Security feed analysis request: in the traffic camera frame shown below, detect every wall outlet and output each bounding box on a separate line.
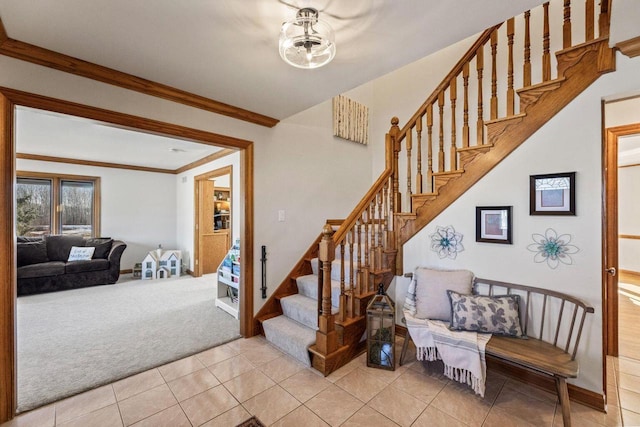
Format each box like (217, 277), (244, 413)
(278, 210), (285, 222)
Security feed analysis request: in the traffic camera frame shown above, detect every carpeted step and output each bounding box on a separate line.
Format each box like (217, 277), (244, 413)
(280, 293), (339, 330)
(262, 315), (316, 367)
(310, 258), (356, 283)
(296, 274), (341, 308)
(280, 294), (319, 329)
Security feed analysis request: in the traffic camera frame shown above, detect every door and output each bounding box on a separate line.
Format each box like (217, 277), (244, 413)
(604, 126), (620, 356)
(194, 165), (233, 277)
(197, 180), (228, 274)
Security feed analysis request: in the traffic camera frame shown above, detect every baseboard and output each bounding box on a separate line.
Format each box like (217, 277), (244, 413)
(394, 327), (605, 411)
(486, 359), (605, 411)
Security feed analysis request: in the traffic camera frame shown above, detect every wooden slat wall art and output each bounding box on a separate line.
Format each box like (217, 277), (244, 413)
(333, 95), (369, 145)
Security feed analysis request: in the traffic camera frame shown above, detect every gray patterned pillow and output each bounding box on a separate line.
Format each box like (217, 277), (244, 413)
(447, 290), (525, 338)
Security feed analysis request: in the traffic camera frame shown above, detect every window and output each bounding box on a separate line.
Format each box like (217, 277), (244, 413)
(16, 172), (100, 238)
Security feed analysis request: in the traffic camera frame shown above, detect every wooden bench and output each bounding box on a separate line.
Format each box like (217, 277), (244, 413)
(399, 277), (594, 427)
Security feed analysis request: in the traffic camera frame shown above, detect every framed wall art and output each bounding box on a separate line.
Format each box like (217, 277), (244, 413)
(530, 172), (576, 215)
(475, 206), (512, 244)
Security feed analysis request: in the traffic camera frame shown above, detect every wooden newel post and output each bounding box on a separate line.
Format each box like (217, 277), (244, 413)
(316, 224), (338, 355)
(389, 117), (401, 214)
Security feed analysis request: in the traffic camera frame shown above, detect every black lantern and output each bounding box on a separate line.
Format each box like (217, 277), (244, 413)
(366, 283), (396, 370)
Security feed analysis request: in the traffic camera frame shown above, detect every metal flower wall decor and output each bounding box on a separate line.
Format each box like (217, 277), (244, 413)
(430, 225), (464, 259)
(527, 228), (579, 269)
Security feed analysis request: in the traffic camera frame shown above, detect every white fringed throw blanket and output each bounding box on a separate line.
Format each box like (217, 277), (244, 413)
(404, 275), (490, 397)
(405, 316), (490, 396)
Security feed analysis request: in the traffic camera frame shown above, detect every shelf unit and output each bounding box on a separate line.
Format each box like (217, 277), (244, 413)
(216, 240), (240, 319)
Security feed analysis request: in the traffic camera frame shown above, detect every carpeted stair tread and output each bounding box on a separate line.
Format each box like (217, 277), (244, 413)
(280, 293), (338, 330)
(295, 274), (340, 308)
(262, 315), (316, 367)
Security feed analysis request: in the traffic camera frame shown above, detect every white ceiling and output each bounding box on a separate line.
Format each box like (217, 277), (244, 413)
(0, 0), (547, 121)
(15, 107), (223, 171)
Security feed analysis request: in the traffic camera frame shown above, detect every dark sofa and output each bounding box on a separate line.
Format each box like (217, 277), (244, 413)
(17, 235), (127, 296)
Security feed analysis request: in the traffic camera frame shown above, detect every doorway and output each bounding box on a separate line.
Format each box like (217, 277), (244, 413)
(0, 87), (255, 420)
(604, 121), (640, 360)
(194, 166), (234, 277)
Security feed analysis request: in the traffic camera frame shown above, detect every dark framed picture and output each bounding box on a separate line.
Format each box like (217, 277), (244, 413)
(529, 172), (576, 215)
(475, 206), (512, 244)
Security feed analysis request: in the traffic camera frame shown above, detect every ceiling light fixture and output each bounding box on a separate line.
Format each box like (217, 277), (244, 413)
(279, 7), (336, 69)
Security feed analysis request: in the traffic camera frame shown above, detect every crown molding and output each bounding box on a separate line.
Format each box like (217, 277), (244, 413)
(0, 18), (279, 128)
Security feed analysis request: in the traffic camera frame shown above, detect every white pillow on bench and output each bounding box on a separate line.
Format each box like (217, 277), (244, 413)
(414, 267), (474, 321)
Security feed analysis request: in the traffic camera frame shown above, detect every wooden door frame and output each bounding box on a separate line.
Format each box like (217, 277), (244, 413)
(603, 122), (640, 359)
(194, 165), (233, 277)
(0, 87), (255, 422)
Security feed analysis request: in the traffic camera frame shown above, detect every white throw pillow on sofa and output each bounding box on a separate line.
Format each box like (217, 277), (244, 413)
(414, 267), (474, 321)
(68, 246), (95, 262)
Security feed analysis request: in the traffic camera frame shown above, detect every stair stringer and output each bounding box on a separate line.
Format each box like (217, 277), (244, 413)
(396, 38), (615, 246)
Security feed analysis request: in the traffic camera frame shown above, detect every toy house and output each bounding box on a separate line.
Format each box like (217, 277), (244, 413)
(141, 249), (182, 280)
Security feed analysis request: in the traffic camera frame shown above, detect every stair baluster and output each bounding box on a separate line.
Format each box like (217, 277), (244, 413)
(585, 0), (594, 41)
(415, 116), (423, 193)
(524, 11), (532, 86)
(507, 18), (515, 116)
(476, 46), (485, 145)
(490, 29), (498, 120)
(450, 77), (458, 171)
(563, 0), (572, 49)
(543, 2), (551, 82)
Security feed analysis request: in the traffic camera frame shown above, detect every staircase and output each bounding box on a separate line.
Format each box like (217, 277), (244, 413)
(255, 0), (615, 376)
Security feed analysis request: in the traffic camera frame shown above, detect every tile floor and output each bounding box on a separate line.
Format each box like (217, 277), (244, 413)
(2, 335), (637, 427)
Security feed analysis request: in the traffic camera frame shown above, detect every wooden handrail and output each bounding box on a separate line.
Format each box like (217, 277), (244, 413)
(396, 25), (502, 141)
(332, 167), (392, 244)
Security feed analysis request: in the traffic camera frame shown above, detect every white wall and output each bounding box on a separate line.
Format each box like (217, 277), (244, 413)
(366, 50), (640, 395)
(175, 151), (241, 271)
(0, 54), (373, 315)
(16, 159), (177, 270)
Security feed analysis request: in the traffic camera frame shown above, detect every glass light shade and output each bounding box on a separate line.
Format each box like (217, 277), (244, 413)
(279, 8), (336, 69)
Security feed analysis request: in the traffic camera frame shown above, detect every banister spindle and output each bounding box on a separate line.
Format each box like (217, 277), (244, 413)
(490, 29), (498, 120)
(563, 0), (572, 49)
(356, 219), (362, 294)
(476, 47), (485, 146)
(449, 77), (458, 171)
(599, 0), (610, 38)
(438, 91), (445, 171)
(542, 2), (551, 82)
(585, 0), (594, 41)
(376, 193), (384, 270)
(462, 63), (470, 148)
(406, 130), (413, 207)
(507, 18), (515, 116)
(524, 11), (532, 87)
(339, 239), (346, 321)
(389, 117), (401, 214)
(426, 103), (434, 192)
(348, 228), (355, 318)
(415, 116), (423, 194)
